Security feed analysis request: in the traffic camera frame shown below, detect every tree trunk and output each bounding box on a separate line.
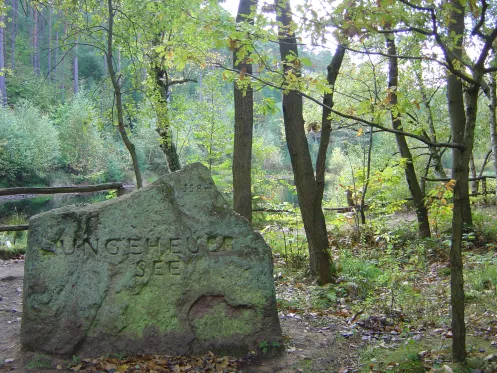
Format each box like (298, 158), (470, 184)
(47, 6), (52, 80)
(416, 66), (447, 179)
(386, 32), (430, 238)
(233, 0), (257, 222)
(446, 0), (467, 361)
(73, 39), (79, 94)
(490, 75), (497, 199)
(61, 22), (67, 101)
(0, 14), (6, 106)
(469, 153), (478, 193)
(151, 64), (182, 172)
(10, 0), (17, 70)
(276, 0), (334, 284)
(106, 0), (142, 189)
(33, 8), (39, 75)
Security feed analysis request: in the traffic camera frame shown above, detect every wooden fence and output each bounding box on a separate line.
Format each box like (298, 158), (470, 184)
(0, 183), (126, 232)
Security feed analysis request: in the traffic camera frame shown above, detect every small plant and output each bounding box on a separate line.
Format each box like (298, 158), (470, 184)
(113, 352), (127, 362)
(259, 340), (281, 355)
(26, 354), (52, 370)
(71, 355), (81, 365)
(106, 189), (118, 200)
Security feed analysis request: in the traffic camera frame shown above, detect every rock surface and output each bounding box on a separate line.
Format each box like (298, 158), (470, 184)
(21, 163), (281, 357)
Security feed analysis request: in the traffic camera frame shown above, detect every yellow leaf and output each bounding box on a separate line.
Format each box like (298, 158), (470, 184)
(72, 364), (82, 372)
(240, 67), (246, 80)
(117, 365), (128, 373)
(357, 127), (364, 137)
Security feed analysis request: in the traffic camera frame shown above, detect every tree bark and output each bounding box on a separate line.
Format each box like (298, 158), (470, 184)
(275, 0), (334, 284)
(73, 39), (79, 94)
(10, 0), (17, 70)
(47, 6), (52, 80)
(469, 153), (478, 193)
(446, 0), (467, 361)
(386, 32), (430, 238)
(151, 63), (182, 172)
(490, 75), (497, 199)
(106, 0), (142, 189)
(232, 0), (257, 222)
(415, 66), (447, 179)
(33, 8), (39, 75)
(0, 14), (6, 107)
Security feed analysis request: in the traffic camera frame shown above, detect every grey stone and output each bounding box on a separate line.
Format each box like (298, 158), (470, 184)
(21, 163), (281, 357)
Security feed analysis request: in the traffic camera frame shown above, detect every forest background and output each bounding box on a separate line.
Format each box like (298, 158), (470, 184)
(1, 0), (497, 371)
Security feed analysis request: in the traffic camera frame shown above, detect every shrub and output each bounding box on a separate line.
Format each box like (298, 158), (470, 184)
(0, 101), (60, 183)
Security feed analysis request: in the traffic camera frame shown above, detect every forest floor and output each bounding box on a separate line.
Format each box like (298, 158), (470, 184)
(1, 244), (497, 373)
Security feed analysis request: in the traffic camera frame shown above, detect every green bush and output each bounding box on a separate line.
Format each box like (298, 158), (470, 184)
(0, 101), (60, 183)
(53, 92), (108, 181)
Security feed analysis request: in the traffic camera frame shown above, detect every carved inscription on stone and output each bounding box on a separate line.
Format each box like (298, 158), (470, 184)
(181, 183), (212, 193)
(22, 163), (282, 358)
(39, 233), (234, 278)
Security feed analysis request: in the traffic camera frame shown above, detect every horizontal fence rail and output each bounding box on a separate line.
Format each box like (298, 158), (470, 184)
(0, 183), (126, 197)
(0, 224), (29, 232)
(0, 183), (128, 232)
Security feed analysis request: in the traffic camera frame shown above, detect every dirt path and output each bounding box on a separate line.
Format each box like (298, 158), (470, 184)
(0, 260), (360, 373)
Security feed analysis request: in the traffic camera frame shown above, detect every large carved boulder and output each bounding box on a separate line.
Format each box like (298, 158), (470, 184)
(21, 163), (281, 357)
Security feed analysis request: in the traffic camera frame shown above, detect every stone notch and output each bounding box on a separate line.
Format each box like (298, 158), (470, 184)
(21, 163), (282, 357)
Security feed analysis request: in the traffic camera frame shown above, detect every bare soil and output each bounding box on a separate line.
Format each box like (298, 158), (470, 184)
(0, 259), (360, 373)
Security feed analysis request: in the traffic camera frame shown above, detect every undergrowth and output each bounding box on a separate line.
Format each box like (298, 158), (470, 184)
(257, 204), (497, 372)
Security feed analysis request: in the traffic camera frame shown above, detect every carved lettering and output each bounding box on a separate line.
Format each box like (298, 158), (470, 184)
(169, 260), (181, 276)
(83, 238), (98, 255)
(170, 238), (181, 254)
(59, 239), (75, 255)
(135, 260), (146, 277)
(57, 235), (235, 258)
(207, 236), (233, 252)
(105, 238), (123, 255)
(153, 260), (164, 275)
(128, 238), (144, 254)
(187, 237), (199, 253)
(146, 238), (162, 257)
(181, 183), (212, 193)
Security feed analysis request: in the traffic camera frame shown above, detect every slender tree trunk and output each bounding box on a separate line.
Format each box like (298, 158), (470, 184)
(33, 9), (39, 75)
(360, 126), (373, 224)
(276, 0), (334, 284)
(386, 32), (430, 238)
(416, 66), (447, 179)
(0, 14), (6, 106)
(151, 63), (182, 172)
(490, 75), (497, 199)
(73, 38), (78, 94)
(106, 0), (142, 189)
(10, 0), (17, 70)
(47, 6), (52, 80)
(447, 0), (467, 361)
(233, 0), (257, 222)
(39, 7), (44, 73)
(61, 21), (67, 101)
(469, 153), (478, 193)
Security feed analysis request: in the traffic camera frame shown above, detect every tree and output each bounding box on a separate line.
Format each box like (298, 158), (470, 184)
(0, 12), (7, 106)
(490, 75), (497, 198)
(105, 0), (142, 188)
(275, 0), (336, 284)
(232, 0), (257, 222)
(385, 31), (430, 238)
(10, 0), (17, 70)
